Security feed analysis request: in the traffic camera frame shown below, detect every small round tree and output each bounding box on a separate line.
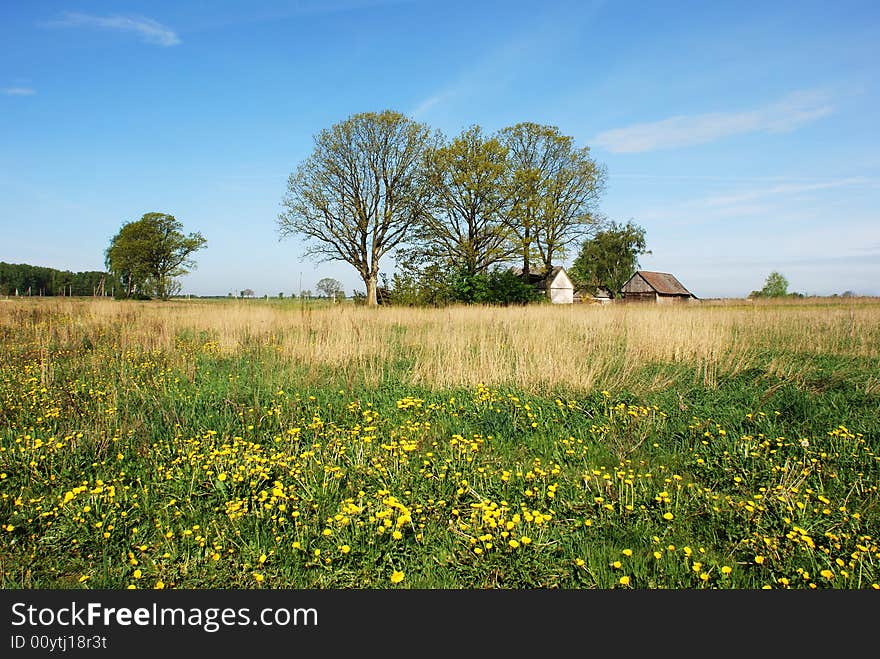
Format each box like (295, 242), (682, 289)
(754, 271), (789, 298)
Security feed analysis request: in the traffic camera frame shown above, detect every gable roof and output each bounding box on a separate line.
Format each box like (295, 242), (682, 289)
(626, 271), (695, 296)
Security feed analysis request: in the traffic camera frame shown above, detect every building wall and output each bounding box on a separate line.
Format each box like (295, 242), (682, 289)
(548, 269), (574, 304)
(622, 292), (657, 303)
(657, 294), (693, 304)
(621, 274), (654, 294)
(549, 286), (573, 304)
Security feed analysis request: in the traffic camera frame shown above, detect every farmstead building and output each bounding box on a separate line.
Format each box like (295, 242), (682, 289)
(514, 266), (575, 304)
(620, 270), (697, 303)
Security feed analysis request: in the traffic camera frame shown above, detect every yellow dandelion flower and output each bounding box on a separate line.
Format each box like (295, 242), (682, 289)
(612, 561), (622, 569)
(820, 569), (834, 580)
(509, 540), (520, 549)
(133, 569), (142, 579)
(755, 555), (765, 565)
(253, 573), (264, 583)
(619, 576), (631, 586)
(392, 530), (403, 540)
(721, 566), (732, 575)
(662, 512), (674, 521)
(154, 580), (165, 590)
(217, 473), (227, 482)
(390, 570), (405, 584)
(78, 575), (90, 583)
(653, 551), (663, 560)
(622, 549), (633, 557)
(339, 545), (351, 554)
(575, 558), (585, 567)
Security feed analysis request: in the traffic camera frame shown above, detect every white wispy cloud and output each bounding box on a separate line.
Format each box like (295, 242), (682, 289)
(702, 177), (874, 207)
(635, 176), (878, 226)
(46, 12), (181, 47)
(2, 87), (36, 96)
(594, 91), (834, 153)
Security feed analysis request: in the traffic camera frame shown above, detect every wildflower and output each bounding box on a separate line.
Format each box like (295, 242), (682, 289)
(619, 576), (630, 586)
(663, 512), (674, 521)
(755, 555), (765, 565)
(390, 571), (405, 584)
(154, 580), (165, 590)
(253, 573), (264, 583)
(509, 540), (520, 549)
(133, 569), (142, 579)
(820, 569), (834, 580)
(721, 566), (732, 575)
(78, 575), (90, 583)
(339, 545), (351, 554)
(575, 558), (585, 567)
(622, 549), (633, 557)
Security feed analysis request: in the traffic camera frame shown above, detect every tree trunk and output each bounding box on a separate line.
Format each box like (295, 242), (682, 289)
(365, 274), (378, 306)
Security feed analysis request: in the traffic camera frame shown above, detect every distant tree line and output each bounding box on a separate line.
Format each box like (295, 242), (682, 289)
(0, 261), (119, 297)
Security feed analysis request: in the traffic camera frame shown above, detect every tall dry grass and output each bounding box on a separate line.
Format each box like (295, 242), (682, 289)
(2, 296), (879, 393)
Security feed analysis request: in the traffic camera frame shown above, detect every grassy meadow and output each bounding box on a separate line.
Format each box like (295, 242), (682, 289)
(1, 296), (878, 589)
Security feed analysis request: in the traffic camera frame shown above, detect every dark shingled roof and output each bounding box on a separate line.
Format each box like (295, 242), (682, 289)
(634, 271), (694, 296)
(511, 266), (568, 289)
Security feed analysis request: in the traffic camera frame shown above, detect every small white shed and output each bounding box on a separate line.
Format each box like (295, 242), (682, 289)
(514, 266), (576, 304)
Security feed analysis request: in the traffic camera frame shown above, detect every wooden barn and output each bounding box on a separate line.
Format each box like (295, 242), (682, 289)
(620, 270), (697, 303)
(514, 266), (575, 304)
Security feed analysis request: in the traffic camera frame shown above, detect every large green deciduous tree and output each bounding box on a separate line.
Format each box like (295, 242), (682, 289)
(278, 110), (439, 306)
(105, 212), (207, 300)
(500, 122), (606, 275)
(569, 220), (650, 297)
(419, 125), (514, 276)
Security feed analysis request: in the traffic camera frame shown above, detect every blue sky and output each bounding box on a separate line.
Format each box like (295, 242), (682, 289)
(2, 0), (878, 298)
